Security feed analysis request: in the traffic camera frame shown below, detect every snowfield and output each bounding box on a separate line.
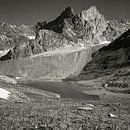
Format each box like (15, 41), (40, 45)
(0, 49), (10, 57)
(0, 88), (11, 100)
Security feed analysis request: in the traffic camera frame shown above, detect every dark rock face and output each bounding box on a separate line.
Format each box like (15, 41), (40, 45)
(36, 7), (75, 33)
(83, 29), (130, 71)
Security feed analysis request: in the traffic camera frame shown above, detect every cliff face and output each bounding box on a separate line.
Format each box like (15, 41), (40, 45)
(0, 47), (92, 79)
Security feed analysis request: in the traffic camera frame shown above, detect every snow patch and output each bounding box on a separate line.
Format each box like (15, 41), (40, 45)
(0, 49), (10, 57)
(100, 40), (111, 45)
(0, 88), (11, 100)
(27, 36), (35, 40)
(55, 94), (61, 98)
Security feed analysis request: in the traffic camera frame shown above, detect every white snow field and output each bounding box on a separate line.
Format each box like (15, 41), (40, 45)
(0, 88), (11, 100)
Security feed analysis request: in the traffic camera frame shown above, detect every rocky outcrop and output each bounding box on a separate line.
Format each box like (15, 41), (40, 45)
(0, 47), (92, 79)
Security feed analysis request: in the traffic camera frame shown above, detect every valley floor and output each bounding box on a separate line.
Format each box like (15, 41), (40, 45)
(0, 68), (130, 130)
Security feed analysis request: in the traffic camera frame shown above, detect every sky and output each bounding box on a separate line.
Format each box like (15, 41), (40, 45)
(0, 0), (130, 25)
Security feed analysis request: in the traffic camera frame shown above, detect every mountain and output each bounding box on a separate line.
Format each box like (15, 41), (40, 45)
(0, 6), (130, 79)
(36, 6), (108, 45)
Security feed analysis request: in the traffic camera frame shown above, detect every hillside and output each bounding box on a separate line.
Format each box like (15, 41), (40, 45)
(78, 29), (130, 80)
(0, 47), (92, 79)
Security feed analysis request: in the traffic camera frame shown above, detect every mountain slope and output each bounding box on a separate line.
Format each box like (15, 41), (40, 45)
(103, 19), (130, 41)
(83, 29), (130, 73)
(0, 29), (77, 60)
(0, 23), (35, 51)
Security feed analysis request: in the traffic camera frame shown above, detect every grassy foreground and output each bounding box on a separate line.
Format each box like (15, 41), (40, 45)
(0, 81), (130, 130)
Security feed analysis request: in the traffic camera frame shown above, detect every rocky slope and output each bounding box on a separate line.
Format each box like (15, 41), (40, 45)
(0, 47), (92, 79)
(83, 29), (130, 72)
(0, 6), (109, 60)
(103, 19), (130, 41)
(0, 23), (35, 51)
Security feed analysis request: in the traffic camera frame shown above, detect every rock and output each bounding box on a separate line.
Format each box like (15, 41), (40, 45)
(55, 94), (61, 98)
(108, 113), (117, 118)
(78, 106), (93, 111)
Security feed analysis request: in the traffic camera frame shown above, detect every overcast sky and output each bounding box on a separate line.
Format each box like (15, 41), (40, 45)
(0, 0), (130, 25)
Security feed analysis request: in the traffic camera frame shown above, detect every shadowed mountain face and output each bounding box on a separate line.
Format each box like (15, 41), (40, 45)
(83, 29), (130, 72)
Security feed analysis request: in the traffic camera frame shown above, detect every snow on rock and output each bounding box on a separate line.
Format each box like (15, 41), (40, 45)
(0, 88), (11, 100)
(108, 113), (118, 118)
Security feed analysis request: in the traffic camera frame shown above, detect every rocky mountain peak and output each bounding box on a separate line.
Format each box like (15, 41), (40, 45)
(60, 6), (74, 18)
(81, 6), (101, 21)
